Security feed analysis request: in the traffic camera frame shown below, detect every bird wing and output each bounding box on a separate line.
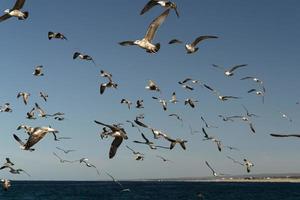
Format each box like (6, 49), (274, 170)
(53, 152), (63, 161)
(191, 35), (218, 47)
(247, 89), (256, 93)
(228, 64), (247, 73)
(0, 14), (11, 22)
(134, 119), (149, 128)
(202, 128), (209, 138)
(270, 133), (300, 138)
(13, 0), (26, 10)
(249, 123), (255, 133)
(240, 76), (253, 80)
(94, 120), (116, 131)
(180, 141), (186, 150)
(109, 136), (123, 159)
(140, 0), (158, 15)
(144, 9), (170, 42)
(13, 134), (25, 146)
(141, 133), (150, 143)
(212, 64), (224, 70)
(119, 41), (135, 46)
(168, 39), (182, 44)
(205, 161), (216, 174)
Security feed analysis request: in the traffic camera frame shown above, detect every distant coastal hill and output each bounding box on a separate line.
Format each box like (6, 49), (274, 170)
(134, 173), (300, 182)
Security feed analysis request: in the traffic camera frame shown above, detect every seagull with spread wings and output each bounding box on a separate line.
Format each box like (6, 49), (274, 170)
(0, 0), (28, 22)
(119, 9), (170, 53)
(140, 0), (179, 17)
(212, 64), (247, 77)
(185, 35), (218, 54)
(94, 120), (128, 159)
(204, 84), (240, 101)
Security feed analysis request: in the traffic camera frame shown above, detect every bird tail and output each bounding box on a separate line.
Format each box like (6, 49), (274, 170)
(155, 43), (161, 52)
(22, 12), (29, 20)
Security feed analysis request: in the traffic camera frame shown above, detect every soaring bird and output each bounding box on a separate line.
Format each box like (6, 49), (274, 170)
(140, 0), (179, 17)
(165, 137), (187, 150)
(121, 99), (132, 109)
(56, 147), (76, 154)
(248, 87), (266, 103)
(185, 35), (218, 54)
(48, 31), (67, 40)
(0, 103), (12, 113)
(13, 126), (59, 151)
(33, 65), (44, 76)
(240, 76), (263, 84)
(105, 171), (130, 192)
(75, 158), (100, 176)
(156, 155), (173, 162)
(17, 92), (30, 105)
(204, 84), (240, 101)
(243, 159), (254, 173)
(119, 9), (170, 53)
(152, 96), (167, 111)
(169, 92), (179, 103)
(134, 133), (157, 149)
(53, 152), (74, 163)
(212, 64), (247, 77)
(0, 0), (28, 22)
(184, 98), (198, 108)
(100, 81), (118, 95)
(94, 120), (128, 159)
(73, 52), (96, 65)
(126, 146), (144, 161)
(136, 100), (144, 109)
(39, 92), (49, 102)
(145, 80), (160, 92)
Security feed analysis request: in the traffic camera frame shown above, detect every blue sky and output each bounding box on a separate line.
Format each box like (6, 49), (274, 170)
(0, 0), (299, 180)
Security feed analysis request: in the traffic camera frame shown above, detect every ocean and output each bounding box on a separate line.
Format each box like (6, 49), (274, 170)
(0, 181), (299, 200)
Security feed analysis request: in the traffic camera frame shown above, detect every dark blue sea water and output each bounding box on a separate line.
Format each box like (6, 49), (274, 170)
(0, 181), (299, 200)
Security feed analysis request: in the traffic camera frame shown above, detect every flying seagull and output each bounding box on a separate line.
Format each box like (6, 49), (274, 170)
(126, 145), (144, 161)
(152, 96), (167, 111)
(53, 152), (74, 163)
(13, 126), (59, 151)
(121, 99), (132, 109)
(134, 132), (157, 149)
(119, 9), (170, 53)
(48, 31), (67, 40)
(0, 0), (28, 22)
(169, 92), (179, 103)
(17, 92), (30, 105)
(185, 35), (218, 54)
(240, 76), (263, 84)
(136, 100), (144, 109)
(0, 103), (12, 113)
(0, 158), (14, 169)
(1, 179), (11, 191)
(100, 81), (118, 95)
(76, 158), (100, 176)
(226, 156), (244, 166)
(140, 0), (179, 17)
(243, 159), (254, 173)
(105, 171), (130, 192)
(169, 113), (183, 123)
(248, 87), (266, 103)
(204, 84), (240, 101)
(145, 80), (160, 92)
(212, 64), (247, 77)
(33, 65), (44, 76)
(205, 161), (224, 177)
(165, 137), (187, 150)
(73, 52), (96, 66)
(279, 111), (292, 122)
(56, 147), (76, 154)
(94, 120), (128, 159)
(184, 98), (198, 108)
(156, 155), (173, 162)
(39, 92), (49, 102)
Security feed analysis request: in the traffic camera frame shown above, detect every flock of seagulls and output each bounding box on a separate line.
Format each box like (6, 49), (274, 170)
(0, 0), (299, 195)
